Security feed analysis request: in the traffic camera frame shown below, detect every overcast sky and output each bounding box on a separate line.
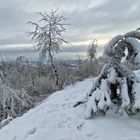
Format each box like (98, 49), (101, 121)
(0, 0), (140, 60)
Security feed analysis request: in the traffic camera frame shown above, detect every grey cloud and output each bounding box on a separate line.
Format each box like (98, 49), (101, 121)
(63, 0), (140, 41)
(0, 0), (140, 46)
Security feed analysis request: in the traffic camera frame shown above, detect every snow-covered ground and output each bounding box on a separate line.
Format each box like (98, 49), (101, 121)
(0, 78), (140, 140)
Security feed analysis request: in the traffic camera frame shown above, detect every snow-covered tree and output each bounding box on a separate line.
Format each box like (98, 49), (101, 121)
(16, 56), (37, 87)
(87, 39), (99, 76)
(28, 9), (69, 88)
(75, 28), (140, 118)
(0, 77), (34, 124)
(87, 39), (98, 61)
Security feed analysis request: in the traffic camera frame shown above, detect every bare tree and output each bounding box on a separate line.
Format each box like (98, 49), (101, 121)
(28, 9), (69, 88)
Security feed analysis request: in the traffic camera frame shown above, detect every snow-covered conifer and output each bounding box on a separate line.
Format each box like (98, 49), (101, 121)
(75, 28), (140, 118)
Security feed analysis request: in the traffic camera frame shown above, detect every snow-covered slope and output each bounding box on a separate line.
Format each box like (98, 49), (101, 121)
(0, 78), (140, 140)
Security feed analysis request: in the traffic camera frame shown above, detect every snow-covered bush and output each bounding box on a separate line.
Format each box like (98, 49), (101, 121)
(0, 78), (34, 124)
(75, 28), (140, 118)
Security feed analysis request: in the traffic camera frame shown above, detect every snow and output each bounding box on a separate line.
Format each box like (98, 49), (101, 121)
(107, 67), (117, 84)
(104, 35), (123, 56)
(120, 78), (130, 107)
(0, 78), (140, 140)
(124, 30), (140, 39)
(126, 37), (140, 63)
(85, 79), (111, 119)
(132, 82), (140, 109)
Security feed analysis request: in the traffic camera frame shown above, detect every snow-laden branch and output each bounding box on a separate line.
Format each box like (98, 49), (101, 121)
(124, 30), (140, 40)
(125, 37), (140, 64)
(0, 78), (33, 121)
(85, 79), (111, 118)
(104, 35), (123, 56)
